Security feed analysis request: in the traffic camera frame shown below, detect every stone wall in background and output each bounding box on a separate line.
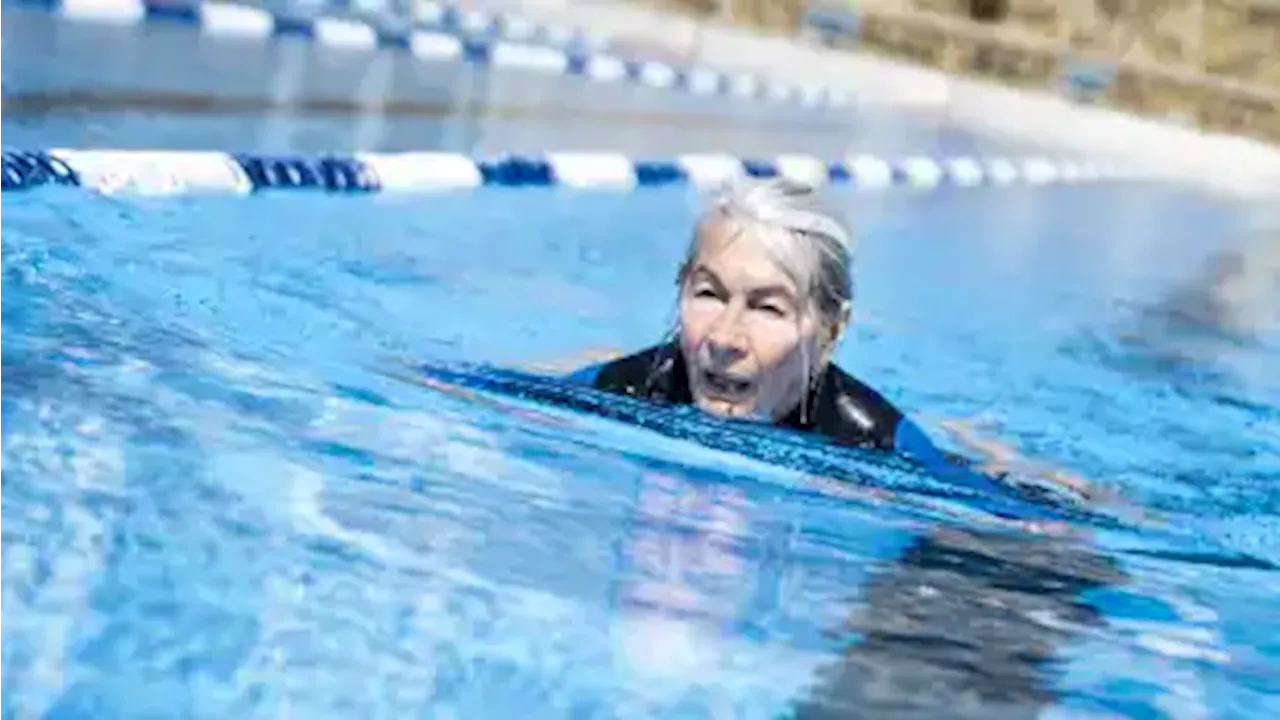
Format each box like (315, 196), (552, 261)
(653, 0), (1279, 145)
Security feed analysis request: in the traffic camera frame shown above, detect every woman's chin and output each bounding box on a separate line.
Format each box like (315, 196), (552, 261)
(693, 396), (765, 422)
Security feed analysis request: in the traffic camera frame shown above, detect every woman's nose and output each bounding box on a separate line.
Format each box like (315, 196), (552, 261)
(705, 307), (747, 360)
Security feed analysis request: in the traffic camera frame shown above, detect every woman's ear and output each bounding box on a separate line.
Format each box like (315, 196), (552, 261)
(826, 303), (852, 348)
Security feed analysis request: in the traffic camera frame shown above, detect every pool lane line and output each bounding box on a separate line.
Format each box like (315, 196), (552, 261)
(2, 149), (1138, 195)
(8, 0), (851, 110)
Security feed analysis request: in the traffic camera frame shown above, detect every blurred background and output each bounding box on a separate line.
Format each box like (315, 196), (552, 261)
(677, 0), (1279, 143)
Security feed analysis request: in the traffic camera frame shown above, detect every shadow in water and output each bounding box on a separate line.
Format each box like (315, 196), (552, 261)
(792, 528), (1125, 719)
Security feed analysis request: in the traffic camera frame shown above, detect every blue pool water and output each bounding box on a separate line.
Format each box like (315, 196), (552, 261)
(5, 5), (1280, 719)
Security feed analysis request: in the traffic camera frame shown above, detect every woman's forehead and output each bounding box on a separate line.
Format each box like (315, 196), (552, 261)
(693, 220), (807, 293)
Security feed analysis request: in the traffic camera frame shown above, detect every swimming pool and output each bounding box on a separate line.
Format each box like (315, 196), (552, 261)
(4, 2), (1279, 718)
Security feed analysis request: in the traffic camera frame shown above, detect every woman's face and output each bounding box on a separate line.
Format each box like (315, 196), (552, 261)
(678, 219), (827, 422)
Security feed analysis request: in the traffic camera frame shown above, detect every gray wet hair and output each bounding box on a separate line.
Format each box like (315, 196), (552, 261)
(678, 176), (856, 333)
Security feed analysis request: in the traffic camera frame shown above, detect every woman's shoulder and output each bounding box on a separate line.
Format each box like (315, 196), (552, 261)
(821, 366), (998, 487)
(824, 364), (905, 419)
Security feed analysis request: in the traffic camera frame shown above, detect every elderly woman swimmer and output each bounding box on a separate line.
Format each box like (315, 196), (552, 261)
(562, 177), (1105, 502)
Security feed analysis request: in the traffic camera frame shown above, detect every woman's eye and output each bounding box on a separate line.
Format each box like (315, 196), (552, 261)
(756, 303), (787, 317)
(693, 287), (719, 299)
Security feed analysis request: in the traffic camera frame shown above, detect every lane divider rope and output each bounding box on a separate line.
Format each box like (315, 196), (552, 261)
(14, 0), (851, 108)
(1, 149), (1140, 195)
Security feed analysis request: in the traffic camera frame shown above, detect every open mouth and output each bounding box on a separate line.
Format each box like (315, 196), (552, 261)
(701, 369), (753, 398)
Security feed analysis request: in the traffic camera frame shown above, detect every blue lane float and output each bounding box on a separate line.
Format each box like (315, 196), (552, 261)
(0, 151), (81, 191)
(12, 0), (842, 108)
(1, 149), (1134, 195)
